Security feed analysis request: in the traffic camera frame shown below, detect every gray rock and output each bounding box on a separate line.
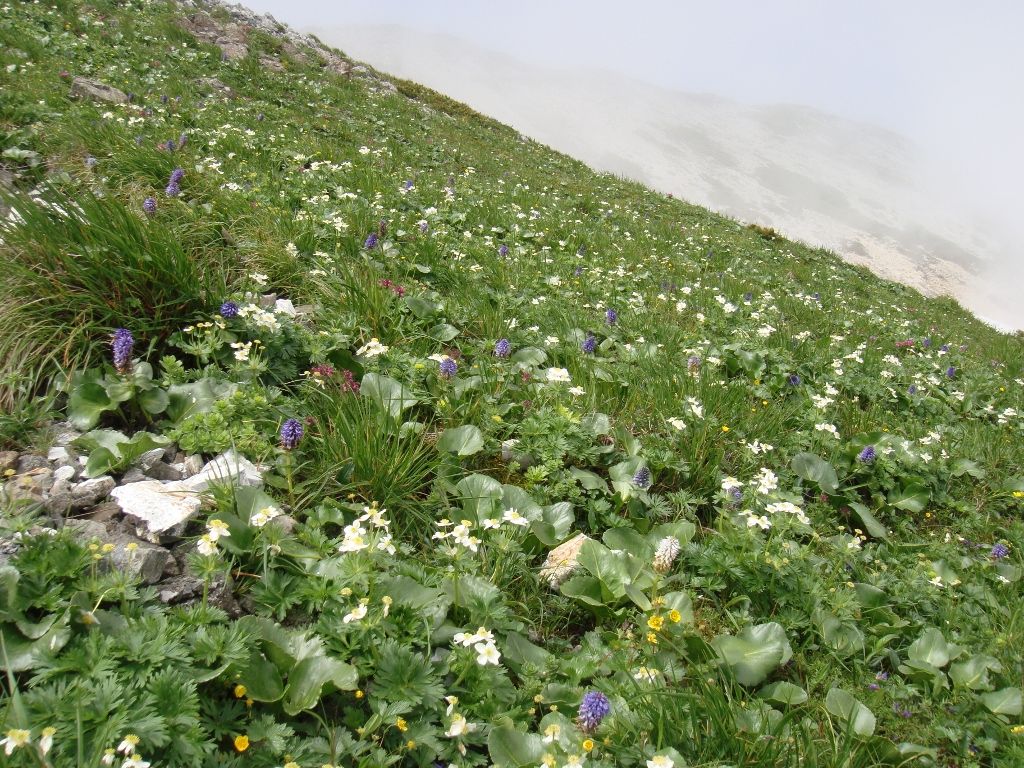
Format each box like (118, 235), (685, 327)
(182, 454), (204, 477)
(64, 519), (172, 584)
(0, 451), (20, 472)
(88, 501), (122, 524)
(52, 424), (82, 447)
(181, 449), (263, 492)
(71, 476), (116, 507)
(539, 533), (592, 589)
(194, 77), (234, 97)
(17, 454), (49, 473)
(70, 76), (128, 104)
(136, 448), (166, 472)
(157, 574), (204, 604)
(120, 468), (147, 484)
(145, 461), (183, 482)
(3, 468), (53, 506)
(53, 465), (77, 484)
(47, 446), (71, 465)
(110, 480), (203, 543)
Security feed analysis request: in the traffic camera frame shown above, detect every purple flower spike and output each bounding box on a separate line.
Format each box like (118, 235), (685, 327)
(280, 418), (304, 450)
(858, 445), (876, 463)
(111, 328), (134, 374)
(143, 197), (157, 215)
(439, 357), (458, 379)
(946, 366), (956, 379)
(364, 232), (379, 250)
(498, 244), (509, 258)
(605, 308), (618, 325)
(581, 334), (597, 354)
(165, 181), (180, 197)
(577, 690), (611, 733)
(494, 339), (511, 358)
(219, 301), (239, 319)
(632, 466), (651, 489)
(169, 167), (185, 185)
(991, 543), (1009, 560)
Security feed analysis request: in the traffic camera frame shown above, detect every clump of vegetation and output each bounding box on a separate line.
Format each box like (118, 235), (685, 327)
(0, 1), (1022, 767)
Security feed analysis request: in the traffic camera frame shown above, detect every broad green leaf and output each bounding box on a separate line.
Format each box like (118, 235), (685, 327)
(569, 467), (608, 492)
(825, 688), (876, 736)
(510, 347), (546, 367)
(436, 424), (484, 456)
(602, 527), (651, 558)
(166, 378), (236, 422)
(559, 575), (605, 607)
(237, 650), (285, 702)
(283, 655), (358, 715)
(711, 622), (792, 686)
(361, 373), (418, 418)
(137, 386), (169, 415)
(888, 484), (930, 513)
(67, 378), (114, 430)
(846, 502), (888, 539)
(791, 452), (838, 494)
(530, 502), (574, 546)
(488, 725), (544, 768)
(949, 655), (1001, 690)
(404, 295), (438, 318)
(428, 322), (460, 342)
(758, 681), (808, 706)
(981, 687), (1022, 715)
(455, 474), (503, 521)
(907, 627), (962, 668)
(503, 631), (551, 667)
(577, 540), (631, 597)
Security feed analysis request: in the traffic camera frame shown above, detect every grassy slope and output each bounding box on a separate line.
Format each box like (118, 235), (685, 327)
(1, 1), (1023, 766)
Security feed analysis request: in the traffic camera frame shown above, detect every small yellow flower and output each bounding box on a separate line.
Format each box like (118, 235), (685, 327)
(533, 694), (544, 703)
(668, 609), (682, 623)
(354, 689), (364, 699)
(1013, 491), (1024, 499)
(582, 738), (595, 752)
(1012, 724), (1024, 734)
(234, 735), (250, 752)
(406, 740), (416, 749)
(646, 632), (659, 644)
(721, 425), (730, 432)
(395, 717), (408, 732)
(234, 684), (247, 698)
(647, 615), (664, 632)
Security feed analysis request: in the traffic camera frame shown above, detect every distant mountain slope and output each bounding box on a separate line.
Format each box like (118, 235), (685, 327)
(313, 24), (1018, 330)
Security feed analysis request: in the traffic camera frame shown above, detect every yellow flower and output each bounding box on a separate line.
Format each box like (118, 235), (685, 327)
(533, 694), (544, 703)
(721, 425), (730, 432)
(646, 632), (659, 644)
(1012, 724), (1024, 734)
(1013, 491), (1024, 499)
(234, 735), (250, 752)
(406, 740), (417, 750)
(354, 689), (364, 699)
(647, 615), (664, 632)
(395, 717), (408, 732)
(234, 684), (247, 698)
(582, 738), (595, 752)
(668, 609), (682, 623)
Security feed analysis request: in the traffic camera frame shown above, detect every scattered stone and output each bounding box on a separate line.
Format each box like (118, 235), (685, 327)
(88, 501), (122, 524)
(121, 468), (147, 484)
(539, 533), (592, 589)
(194, 77), (234, 97)
(0, 451), (20, 473)
(64, 519), (172, 584)
(259, 55), (284, 72)
(52, 424), (82, 447)
(47, 446), (72, 465)
(17, 454), (49, 473)
(181, 449), (263, 493)
(3, 468), (53, 506)
(145, 462), (183, 482)
(70, 76), (128, 103)
(53, 465), (77, 484)
(71, 476), (116, 508)
(136, 448), (167, 472)
(182, 454), (204, 477)
(110, 480), (203, 543)
(157, 574), (204, 604)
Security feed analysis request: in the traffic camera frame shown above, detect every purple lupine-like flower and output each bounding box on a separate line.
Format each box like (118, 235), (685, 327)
(219, 301), (239, 319)
(161, 94), (169, 104)
(178, 133), (188, 148)
(908, 384), (918, 395)
(743, 292), (753, 302)
(858, 445), (876, 463)
(632, 466), (651, 489)
(946, 366), (956, 379)
(403, 179), (414, 190)
(142, 197), (157, 215)
(165, 181), (180, 197)
(787, 374), (801, 386)
(164, 139), (176, 152)
(111, 328), (134, 374)
(439, 357), (458, 379)
(605, 308), (618, 325)
(418, 220), (429, 233)
(494, 339), (511, 358)
(582, 334), (597, 354)
(577, 690), (611, 733)
(940, 344), (950, 353)
(280, 418), (304, 450)
(811, 292), (821, 301)
(573, 266), (584, 277)
(991, 543), (1010, 560)
(498, 244), (509, 257)
(687, 355), (702, 372)
(169, 167), (185, 185)
(364, 232), (379, 250)
(922, 337), (932, 348)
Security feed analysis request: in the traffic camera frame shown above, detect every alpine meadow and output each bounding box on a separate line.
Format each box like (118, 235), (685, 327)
(0, 1), (1022, 767)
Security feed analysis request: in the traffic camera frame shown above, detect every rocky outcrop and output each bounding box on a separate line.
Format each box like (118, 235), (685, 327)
(70, 77), (128, 103)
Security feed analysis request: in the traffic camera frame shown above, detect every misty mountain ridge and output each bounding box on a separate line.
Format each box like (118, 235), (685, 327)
(311, 24), (1018, 331)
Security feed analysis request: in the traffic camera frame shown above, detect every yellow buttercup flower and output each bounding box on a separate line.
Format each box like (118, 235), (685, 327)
(234, 684), (247, 698)
(582, 738), (595, 752)
(647, 615), (665, 632)
(668, 609), (682, 623)
(395, 717), (408, 732)
(234, 735), (250, 752)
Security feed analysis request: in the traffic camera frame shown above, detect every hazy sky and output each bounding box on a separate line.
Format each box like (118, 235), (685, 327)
(242, 0), (1023, 223)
